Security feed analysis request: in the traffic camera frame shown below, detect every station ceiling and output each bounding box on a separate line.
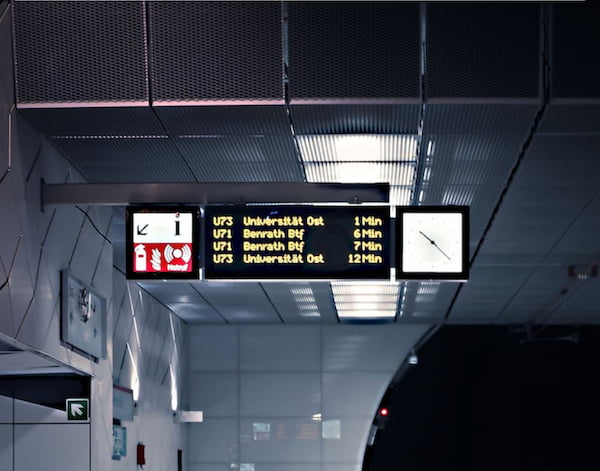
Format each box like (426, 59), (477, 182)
(11, 1), (600, 325)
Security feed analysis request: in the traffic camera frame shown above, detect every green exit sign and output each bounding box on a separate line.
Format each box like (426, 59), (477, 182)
(66, 398), (89, 421)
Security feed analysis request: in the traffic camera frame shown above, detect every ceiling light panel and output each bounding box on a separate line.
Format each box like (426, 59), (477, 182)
(304, 162), (415, 185)
(297, 135), (418, 162)
(442, 186), (476, 206)
(335, 302), (398, 310)
(416, 281), (441, 295)
(300, 133), (417, 190)
(333, 282), (400, 320)
(261, 283), (321, 321)
(337, 310), (397, 319)
(390, 186), (413, 206)
(290, 286), (320, 318)
(332, 283), (400, 296)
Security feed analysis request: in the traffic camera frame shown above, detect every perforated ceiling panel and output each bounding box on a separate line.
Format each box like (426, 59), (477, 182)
(288, 2), (420, 101)
(398, 281), (460, 323)
(20, 108), (165, 137)
(448, 100), (600, 324)
(156, 106), (291, 136)
(541, 105), (600, 134)
(260, 282), (342, 324)
(174, 136), (304, 182)
(448, 265), (534, 324)
(50, 137), (197, 183)
(552, 2), (600, 98)
(422, 104), (538, 135)
(290, 104), (421, 134)
(149, 1), (283, 102)
(497, 265), (570, 324)
(420, 104), (538, 243)
(13, 1), (147, 105)
(550, 280), (600, 323)
(426, 3), (540, 99)
(193, 283), (282, 323)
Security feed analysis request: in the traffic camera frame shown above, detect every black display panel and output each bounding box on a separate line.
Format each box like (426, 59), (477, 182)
(204, 205), (391, 280)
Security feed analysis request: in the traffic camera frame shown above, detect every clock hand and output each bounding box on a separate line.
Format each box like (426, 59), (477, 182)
(418, 230), (434, 244)
(418, 231), (451, 260)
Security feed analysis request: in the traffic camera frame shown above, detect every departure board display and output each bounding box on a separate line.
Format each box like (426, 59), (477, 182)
(204, 206), (391, 280)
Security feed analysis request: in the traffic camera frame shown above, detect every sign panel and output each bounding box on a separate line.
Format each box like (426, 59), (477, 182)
(66, 398), (89, 421)
(204, 205), (391, 280)
(126, 206), (200, 279)
(113, 384), (134, 422)
(112, 425), (127, 460)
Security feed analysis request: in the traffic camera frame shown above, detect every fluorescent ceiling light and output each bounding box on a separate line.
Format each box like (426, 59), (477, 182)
(442, 187), (475, 206)
(169, 364), (178, 412)
(426, 139), (435, 157)
(333, 282), (399, 320)
(338, 162), (386, 183)
(298, 135), (418, 162)
(299, 134), (417, 189)
(291, 285), (320, 318)
(337, 310), (396, 319)
(332, 283), (400, 296)
(304, 162), (415, 185)
(415, 281), (441, 304)
(335, 135), (381, 161)
(390, 186), (413, 206)
(417, 282), (441, 295)
(335, 302), (398, 311)
(336, 294), (397, 304)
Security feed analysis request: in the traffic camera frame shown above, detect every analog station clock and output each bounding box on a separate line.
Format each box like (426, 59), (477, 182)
(397, 206), (469, 280)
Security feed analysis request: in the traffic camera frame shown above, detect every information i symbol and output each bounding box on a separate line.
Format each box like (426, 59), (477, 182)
(175, 213), (181, 236)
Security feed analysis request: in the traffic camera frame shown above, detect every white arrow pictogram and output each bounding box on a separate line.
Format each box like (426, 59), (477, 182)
(70, 403), (84, 417)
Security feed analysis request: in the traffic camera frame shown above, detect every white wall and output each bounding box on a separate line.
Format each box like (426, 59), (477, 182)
(112, 272), (186, 471)
(0, 395), (90, 471)
(187, 324), (428, 471)
(0, 4), (185, 470)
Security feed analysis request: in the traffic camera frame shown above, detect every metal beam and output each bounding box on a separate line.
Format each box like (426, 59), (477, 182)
(42, 182), (390, 206)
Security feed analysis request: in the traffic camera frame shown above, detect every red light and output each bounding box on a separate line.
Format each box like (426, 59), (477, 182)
(380, 408), (388, 417)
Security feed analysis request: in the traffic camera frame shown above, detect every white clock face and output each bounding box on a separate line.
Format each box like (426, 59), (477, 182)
(402, 212), (463, 273)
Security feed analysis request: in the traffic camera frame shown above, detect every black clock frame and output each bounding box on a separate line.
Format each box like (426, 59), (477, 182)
(396, 205), (470, 281)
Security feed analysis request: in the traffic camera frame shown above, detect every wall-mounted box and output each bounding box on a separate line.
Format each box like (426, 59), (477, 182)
(61, 271), (106, 360)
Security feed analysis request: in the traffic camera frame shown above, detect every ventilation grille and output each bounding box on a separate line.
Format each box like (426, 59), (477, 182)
(288, 2), (420, 100)
(149, 1), (283, 102)
(13, 1), (147, 104)
(426, 4), (540, 99)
